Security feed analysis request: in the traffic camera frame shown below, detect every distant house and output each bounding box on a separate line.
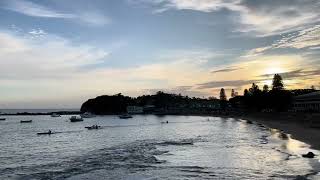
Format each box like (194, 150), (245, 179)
(292, 91), (320, 112)
(143, 105), (156, 113)
(190, 100), (220, 110)
(229, 96), (246, 111)
(126, 106), (144, 114)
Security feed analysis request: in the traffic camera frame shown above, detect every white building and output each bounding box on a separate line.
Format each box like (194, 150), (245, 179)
(293, 91), (320, 112)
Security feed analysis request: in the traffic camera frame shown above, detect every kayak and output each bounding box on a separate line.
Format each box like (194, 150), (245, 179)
(85, 126), (101, 130)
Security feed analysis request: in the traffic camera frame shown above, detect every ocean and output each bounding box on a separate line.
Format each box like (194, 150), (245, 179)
(0, 115), (319, 179)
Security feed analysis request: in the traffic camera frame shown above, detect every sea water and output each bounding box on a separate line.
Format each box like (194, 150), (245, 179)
(0, 115), (319, 179)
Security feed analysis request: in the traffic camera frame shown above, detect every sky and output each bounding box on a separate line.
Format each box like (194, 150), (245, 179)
(0, 0), (319, 108)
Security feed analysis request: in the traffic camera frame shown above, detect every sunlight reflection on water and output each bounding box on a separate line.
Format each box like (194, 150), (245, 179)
(0, 115), (319, 179)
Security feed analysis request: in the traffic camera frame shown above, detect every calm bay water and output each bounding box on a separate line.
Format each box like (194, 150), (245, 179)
(0, 115), (319, 179)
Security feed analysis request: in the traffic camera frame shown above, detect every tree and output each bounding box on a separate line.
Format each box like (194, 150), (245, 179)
(220, 88), (227, 101)
(263, 84), (269, 92)
(311, 85), (316, 90)
(249, 83), (260, 95)
(231, 89), (236, 98)
(272, 74), (284, 90)
(244, 89), (249, 96)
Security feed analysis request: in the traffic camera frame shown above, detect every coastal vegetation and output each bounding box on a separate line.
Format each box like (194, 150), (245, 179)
(81, 74), (318, 115)
(81, 91), (220, 115)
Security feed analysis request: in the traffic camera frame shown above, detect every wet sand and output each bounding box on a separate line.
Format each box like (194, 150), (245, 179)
(240, 113), (320, 150)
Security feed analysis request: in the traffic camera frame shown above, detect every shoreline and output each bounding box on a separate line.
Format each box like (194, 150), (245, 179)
(225, 112), (320, 151)
(142, 111), (320, 151)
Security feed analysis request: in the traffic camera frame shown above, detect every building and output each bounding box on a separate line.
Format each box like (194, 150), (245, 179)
(293, 91), (320, 112)
(143, 105), (156, 113)
(229, 96), (246, 111)
(126, 106), (144, 114)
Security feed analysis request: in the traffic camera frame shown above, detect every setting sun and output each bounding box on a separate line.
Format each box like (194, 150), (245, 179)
(264, 67), (286, 75)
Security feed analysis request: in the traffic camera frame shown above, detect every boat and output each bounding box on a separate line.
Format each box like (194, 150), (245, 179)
(80, 112), (96, 118)
(51, 113), (61, 117)
(85, 125), (101, 130)
(0, 118), (6, 121)
(70, 116), (83, 122)
(20, 120), (32, 123)
(118, 114), (133, 119)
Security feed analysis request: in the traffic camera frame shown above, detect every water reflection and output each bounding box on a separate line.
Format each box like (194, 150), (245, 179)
(0, 115), (319, 179)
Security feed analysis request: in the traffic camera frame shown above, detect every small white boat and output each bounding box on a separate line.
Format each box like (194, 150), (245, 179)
(70, 116), (83, 122)
(119, 114), (133, 119)
(51, 113), (61, 117)
(80, 112), (96, 118)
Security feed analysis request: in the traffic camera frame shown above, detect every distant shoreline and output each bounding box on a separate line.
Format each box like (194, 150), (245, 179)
(0, 111), (81, 116)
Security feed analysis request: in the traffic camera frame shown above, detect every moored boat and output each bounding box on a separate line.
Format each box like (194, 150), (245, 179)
(51, 113), (61, 117)
(70, 116), (83, 122)
(20, 120), (32, 123)
(118, 114), (133, 119)
(80, 112), (96, 118)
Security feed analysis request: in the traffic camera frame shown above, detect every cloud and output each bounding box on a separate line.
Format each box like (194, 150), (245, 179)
(259, 69), (320, 80)
(246, 25), (320, 57)
(0, 33), (221, 107)
(134, 0), (320, 36)
(211, 67), (242, 74)
(197, 80), (255, 89)
(132, 0), (241, 13)
(156, 49), (227, 64)
(0, 30), (109, 80)
(1, 0), (110, 26)
(77, 12), (111, 26)
(29, 29), (46, 35)
(2, 0), (74, 18)
(236, 0), (320, 36)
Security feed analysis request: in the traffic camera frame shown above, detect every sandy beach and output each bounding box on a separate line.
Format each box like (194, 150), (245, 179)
(240, 112), (320, 150)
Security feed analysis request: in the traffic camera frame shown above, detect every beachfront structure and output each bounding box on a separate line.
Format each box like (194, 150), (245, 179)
(126, 106), (144, 114)
(143, 105), (156, 113)
(292, 91), (320, 112)
(190, 100), (221, 110)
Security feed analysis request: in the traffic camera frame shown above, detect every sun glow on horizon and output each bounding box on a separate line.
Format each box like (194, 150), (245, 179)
(264, 67), (286, 75)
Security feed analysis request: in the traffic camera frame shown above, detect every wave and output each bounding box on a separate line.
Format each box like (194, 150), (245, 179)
(1, 138), (198, 180)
